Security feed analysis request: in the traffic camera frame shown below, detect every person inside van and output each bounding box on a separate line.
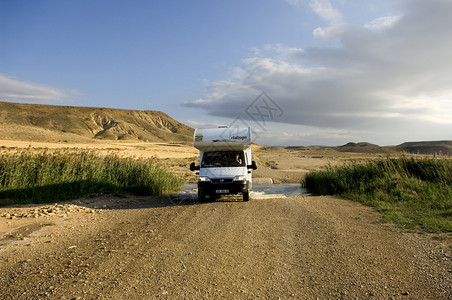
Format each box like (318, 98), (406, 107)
(228, 152), (243, 167)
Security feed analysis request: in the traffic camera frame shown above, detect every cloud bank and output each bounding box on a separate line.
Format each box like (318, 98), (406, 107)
(183, 0), (452, 145)
(0, 74), (70, 103)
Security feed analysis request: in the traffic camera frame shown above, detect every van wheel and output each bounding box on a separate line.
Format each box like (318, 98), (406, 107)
(243, 191), (249, 202)
(198, 187), (207, 202)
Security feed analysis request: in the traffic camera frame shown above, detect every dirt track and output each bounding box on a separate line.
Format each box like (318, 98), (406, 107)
(1, 194), (451, 299)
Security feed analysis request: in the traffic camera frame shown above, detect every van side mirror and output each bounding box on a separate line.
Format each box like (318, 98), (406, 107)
(190, 162), (200, 171)
(247, 161), (257, 170)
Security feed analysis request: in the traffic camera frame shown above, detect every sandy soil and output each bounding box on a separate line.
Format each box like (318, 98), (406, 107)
(0, 140), (451, 299)
(0, 194), (451, 299)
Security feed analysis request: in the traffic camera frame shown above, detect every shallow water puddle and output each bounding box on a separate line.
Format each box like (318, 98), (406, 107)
(175, 183), (308, 201)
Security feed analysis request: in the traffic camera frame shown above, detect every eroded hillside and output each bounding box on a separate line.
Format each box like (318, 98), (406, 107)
(0, 102), (193, 143)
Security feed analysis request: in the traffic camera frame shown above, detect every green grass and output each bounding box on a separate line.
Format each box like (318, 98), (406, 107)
(302, 157), (452, 233)
(0, 149), (185, 205)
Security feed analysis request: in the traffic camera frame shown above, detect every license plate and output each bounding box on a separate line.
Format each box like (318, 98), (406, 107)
(216, 189), (229, 194)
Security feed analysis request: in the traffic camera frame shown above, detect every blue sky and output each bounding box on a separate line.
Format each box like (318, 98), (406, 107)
(1, 0), (451, 146)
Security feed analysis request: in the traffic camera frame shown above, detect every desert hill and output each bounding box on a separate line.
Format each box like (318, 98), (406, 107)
(335, 142), (396, 154)
(332, 141), (452, 155)
(390, 140), (452, 155)
(0, 102), (193, 143)
(281, 141), (452, 156)
(330, 141), (452, 155)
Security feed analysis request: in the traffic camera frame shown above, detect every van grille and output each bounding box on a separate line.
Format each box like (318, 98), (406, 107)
(211, 178), (234, 183)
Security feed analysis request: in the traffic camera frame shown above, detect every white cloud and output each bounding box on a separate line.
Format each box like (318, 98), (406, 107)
(183, 0), (452, 145)
(185, 119), (226, 128)
(256, 123), (356, 146)
(309, 0), (342, 22)
(309, 0), (345, 40)
(364, 15), (402, 30)
(285, 0), (345, 40)
(0, 74), (71, 103)
(312, 23), (345, 40)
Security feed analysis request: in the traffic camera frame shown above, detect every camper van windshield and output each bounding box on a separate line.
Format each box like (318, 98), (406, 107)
(201, 151), (245, 168)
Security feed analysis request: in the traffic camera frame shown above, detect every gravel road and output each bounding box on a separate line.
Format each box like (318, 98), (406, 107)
(0, 194), (451, 299)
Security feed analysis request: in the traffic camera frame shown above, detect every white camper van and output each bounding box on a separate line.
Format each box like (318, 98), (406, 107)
(190, 127), (257, 202)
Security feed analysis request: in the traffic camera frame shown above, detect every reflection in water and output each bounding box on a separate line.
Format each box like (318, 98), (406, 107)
(179, 183), (308, 196)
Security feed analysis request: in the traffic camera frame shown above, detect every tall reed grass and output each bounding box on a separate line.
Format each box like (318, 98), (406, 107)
(303, 157), (452, 232)
(0, 149), (185, 205)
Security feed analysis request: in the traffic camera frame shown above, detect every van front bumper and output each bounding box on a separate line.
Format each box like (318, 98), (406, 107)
(198, 180), (249, 195)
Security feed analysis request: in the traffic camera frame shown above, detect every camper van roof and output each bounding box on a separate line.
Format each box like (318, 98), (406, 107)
(193, 127), (251, 151)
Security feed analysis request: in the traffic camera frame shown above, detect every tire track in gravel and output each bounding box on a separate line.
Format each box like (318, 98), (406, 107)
(0, 195), (451, 299)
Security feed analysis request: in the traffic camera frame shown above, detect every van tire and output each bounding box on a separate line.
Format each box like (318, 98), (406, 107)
(243, 191), (249, 202)
(198, 187), (207, 202)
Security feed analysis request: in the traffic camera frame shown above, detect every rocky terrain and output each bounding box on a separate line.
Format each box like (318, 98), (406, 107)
(0, 192), (451, 299)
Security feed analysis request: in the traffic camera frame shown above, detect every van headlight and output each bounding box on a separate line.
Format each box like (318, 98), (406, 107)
(233, 175), (246, 181)
(199, 176), (210, 182)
